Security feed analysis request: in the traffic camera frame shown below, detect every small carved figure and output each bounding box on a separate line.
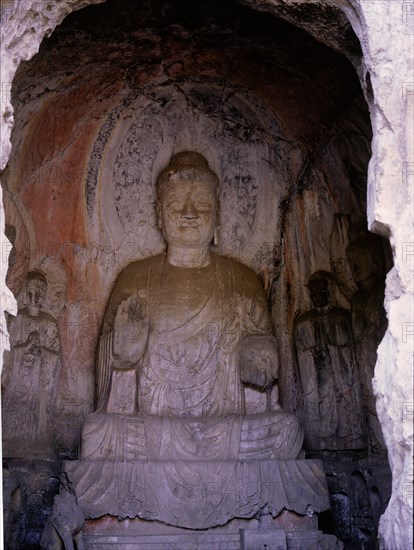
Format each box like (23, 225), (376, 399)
(2, 270), (61, 458)
(294, 271), (366, 451)
(40, 481), (85, 550)
(346, 229), (388, 454)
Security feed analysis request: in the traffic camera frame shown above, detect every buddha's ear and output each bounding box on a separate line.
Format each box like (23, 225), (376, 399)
(213, 226), (219, 247)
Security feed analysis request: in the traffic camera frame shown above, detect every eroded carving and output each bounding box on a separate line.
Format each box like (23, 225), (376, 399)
(113, 117), (162, 233)
(346, 224), (388, 454)
(84, 151), (302, 462)
(40, 478), (85, 550)
(2, 271), (61, 458)
(294, 271), (366, 451)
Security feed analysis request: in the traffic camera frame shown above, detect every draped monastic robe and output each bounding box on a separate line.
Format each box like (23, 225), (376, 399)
(82, 252), (303, 461)
(2, 308), (60, 458)
(294, 305), (366, 451)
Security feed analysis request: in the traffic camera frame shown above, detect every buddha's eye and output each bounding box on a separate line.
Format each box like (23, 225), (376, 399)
(195, 202), (212, 211)
(167, 200), (183, 211)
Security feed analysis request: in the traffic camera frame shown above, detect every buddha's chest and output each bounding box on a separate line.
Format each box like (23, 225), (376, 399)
(148, 262), (229, 338)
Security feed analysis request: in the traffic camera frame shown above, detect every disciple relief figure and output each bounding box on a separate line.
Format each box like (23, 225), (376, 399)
(294, 271), (366, 452)
(81, 151), (303, 462)
(2, 271), (61, 458)
(346, 232), (388, 454)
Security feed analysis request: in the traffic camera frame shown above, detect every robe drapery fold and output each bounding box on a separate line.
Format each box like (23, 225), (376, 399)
(95, 252), (272, 417)
(65, 458), (329, 529)
(75, 252), (311, 528)
(2, 309), (61, 457)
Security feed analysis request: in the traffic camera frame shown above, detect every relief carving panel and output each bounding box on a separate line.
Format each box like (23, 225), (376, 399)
(86, 80), (287, 285)
(294, 271), (366, 451)
(2, 271), (61, 458)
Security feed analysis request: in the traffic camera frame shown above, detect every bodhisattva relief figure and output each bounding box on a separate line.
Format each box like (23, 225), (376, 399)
(346, 235), (388, 454)
(81, 151), (303, 462)
(2, 271), (61, 458)
(294, 271), (366, 452)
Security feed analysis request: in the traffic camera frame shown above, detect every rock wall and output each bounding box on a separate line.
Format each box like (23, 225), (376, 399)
(342, 3), (414, 547)
(0, 1), (412, 548)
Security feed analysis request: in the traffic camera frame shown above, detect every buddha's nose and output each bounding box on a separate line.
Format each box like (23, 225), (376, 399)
(181, 196), (199, 219)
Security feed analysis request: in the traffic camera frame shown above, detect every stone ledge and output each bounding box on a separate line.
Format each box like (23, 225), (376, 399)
(81, 524), (342, 550)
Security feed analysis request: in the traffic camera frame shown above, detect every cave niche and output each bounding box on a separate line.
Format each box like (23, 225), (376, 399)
(1, 0), (396, 548)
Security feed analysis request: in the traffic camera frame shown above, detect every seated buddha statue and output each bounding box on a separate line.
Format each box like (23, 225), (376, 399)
(81, 151), (303, 463)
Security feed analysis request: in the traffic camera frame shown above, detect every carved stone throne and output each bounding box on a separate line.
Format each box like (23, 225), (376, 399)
(65, 457), (333, 549)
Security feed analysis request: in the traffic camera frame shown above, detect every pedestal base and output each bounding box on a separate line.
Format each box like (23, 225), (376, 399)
(64, 459), (329, 529)
(64, 458), (342, 548)
(240, 527), (288, 549)
(80, 514), (342, 549)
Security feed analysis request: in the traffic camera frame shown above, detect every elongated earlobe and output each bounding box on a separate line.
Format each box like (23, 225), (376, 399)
(213, 226), (219, 246)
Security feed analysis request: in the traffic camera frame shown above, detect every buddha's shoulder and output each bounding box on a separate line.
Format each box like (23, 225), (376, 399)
(214, 254), (261, 284)
(115, 254), (164, 279)
(116, 254), (164, 288)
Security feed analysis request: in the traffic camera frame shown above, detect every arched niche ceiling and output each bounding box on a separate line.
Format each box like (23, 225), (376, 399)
(1, 0), (396, 548)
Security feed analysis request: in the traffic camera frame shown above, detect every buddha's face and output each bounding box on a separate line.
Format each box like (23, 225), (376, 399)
(161, 177), (217, 248)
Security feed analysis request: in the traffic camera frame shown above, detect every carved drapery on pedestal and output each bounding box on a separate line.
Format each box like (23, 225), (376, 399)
(65, 458), (329, 529)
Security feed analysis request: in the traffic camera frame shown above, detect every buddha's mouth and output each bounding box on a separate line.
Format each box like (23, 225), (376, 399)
(180, 222), (200, 229)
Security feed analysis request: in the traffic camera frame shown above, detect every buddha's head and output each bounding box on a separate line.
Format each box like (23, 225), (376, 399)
(156, 151), (219, 249)
(26, 270), (47, 313)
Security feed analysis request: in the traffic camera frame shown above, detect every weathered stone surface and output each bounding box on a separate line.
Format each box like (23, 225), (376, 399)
(347, 3), (414, 547)
(0, 0), (106, 169)
(2, 460), (60, 548)
(320, 457), (392, 547)
(294, 271), (366, 452)
(65, 459), (329, 528)
(286, 530), (343, 550)
(3, 1), (372, 442)
(68, 151), (313, 539)
(346, 226), (389, 455)
(2, 3), (373, 456)
(0, 0), (412, 548)
(80, 513), (319, 550)
(2, 270), (61, 458)
(240, 527), (287, 550)
(40, 481), (85, 550)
